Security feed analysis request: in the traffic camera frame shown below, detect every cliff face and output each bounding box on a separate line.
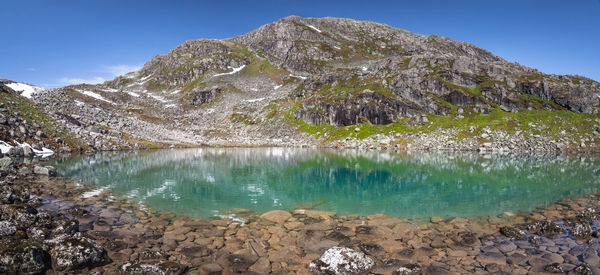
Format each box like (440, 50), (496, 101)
(23, 16), (600, 151)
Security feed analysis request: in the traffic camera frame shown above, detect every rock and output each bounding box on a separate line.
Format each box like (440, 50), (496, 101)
(8, 146), (23, 157)
(0, 220), (17, 237)
(0, 157), (12, 170)
(572, 222), (592, 239)
(544, 263), (563, 273)
(0, 240), (50, 274)
(249, 257), (270, 274)
(309, 246), (374, 275)
(260, 210), (291, 223)
(119, 261), (186, 275)
(430, 216), (444, 223)
(393, 263), (421, 275)
(199, 263), (222, 275)
(476, 251), (506, 266)
(33, 165), (57, 176)
(574, 263), (593, 275)
(22, 146), (34, 158)
(527, 220), (565, 238)
(216, 253), (258, 273)
(500, 226), (526, 240)
(496, 240), (517, 253)
(45, 233), (109, 271)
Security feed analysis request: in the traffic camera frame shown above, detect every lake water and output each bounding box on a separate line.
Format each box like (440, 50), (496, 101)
(54, 148), (600, 220)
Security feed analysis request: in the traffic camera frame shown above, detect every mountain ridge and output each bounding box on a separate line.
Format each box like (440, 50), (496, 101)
(5, 15), (600, 152)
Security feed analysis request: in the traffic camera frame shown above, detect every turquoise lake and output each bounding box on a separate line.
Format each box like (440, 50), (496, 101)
(54, 148), (600, 220)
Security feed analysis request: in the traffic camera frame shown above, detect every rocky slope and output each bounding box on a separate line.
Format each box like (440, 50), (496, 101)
(22, 16), (600, 152)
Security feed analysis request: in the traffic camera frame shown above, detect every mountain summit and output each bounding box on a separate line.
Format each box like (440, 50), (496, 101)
(25, 16), (600, 152)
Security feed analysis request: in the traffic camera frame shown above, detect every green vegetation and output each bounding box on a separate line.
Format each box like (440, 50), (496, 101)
(286, 101), (598, 143)
(302, 75), (395, 105)
(229, 113), (259, 125)
(241, 58), (288, 82)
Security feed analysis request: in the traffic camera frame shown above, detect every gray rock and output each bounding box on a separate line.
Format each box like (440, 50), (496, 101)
(309, 246), (375, 274)
(33, 165), (56, 176)
(0, 157), (12, 170)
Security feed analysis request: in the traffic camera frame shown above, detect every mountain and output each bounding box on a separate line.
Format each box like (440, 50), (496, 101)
(25, 16), (600, 152)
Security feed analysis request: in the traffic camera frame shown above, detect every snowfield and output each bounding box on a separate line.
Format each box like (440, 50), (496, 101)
(6, 82), (44, 98)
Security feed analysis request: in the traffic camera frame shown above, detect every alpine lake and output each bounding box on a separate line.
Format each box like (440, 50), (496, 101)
(52, 148), (600, 221)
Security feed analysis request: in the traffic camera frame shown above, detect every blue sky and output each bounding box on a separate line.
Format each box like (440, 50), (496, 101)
(1, 0), (599, 88)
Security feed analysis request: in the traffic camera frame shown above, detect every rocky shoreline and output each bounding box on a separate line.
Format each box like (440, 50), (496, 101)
(1, 152), (600, 274)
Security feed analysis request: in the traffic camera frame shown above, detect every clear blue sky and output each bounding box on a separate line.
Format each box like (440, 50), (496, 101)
(1, 0), (599, 88)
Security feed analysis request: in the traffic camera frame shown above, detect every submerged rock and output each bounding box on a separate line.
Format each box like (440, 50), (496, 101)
(260, 210), (291, 223)
(309, 246), (374, 274)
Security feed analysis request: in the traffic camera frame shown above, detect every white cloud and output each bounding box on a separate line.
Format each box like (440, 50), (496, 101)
(104, 64), (142, 77)
(56, 63), (141, 86)
(59, 76), (107, 85)
(26, 67), (36, 72)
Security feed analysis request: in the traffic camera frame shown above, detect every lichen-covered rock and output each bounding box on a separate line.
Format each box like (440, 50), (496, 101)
(0, 239), (50, 274)
(499, 226), (527, 240)
(526, 220), (565, 238)
(393, 263), (422, 275)
(0, 220), (17, 237)
(45, 233), (109, 271)
(309, 246), (375, 274)
(571, 222), (592, 239)
(119, 260), (186, 275)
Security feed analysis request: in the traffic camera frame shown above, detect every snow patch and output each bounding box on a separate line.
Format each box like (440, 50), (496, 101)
(1, 141), (53, 157)
(245, 98), (265, 103)
(149, 94), (169, 103)
(333, 45), (341, 50)
(274, 85), (282, 90)
(0, 141), (12, 154)
(213, 65), (246, 77)
(170, 89), (180, 95)
(291, 74), (307, 80)
(126, 91), (140, 97)
(307, 25), (322, 33)
(6, 82), (44, 99)
(74, 100), (85, 106)
(362, 66), (368, 72)
(139, 74), (152, 83)
(77, 90), (114, 104)
(165, 104), (176, 108)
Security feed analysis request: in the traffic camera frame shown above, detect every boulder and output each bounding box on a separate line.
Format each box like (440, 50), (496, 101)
(500, 226), (527, 240)
(33, 165), (57, 176)
(527, 220), (565, 238)
(45, 233), (109, 271)
(22, 146), (34, 158)
(309, 246), (375, 274)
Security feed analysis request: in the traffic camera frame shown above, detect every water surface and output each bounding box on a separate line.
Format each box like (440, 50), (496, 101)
(54, 148), (600, 219)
